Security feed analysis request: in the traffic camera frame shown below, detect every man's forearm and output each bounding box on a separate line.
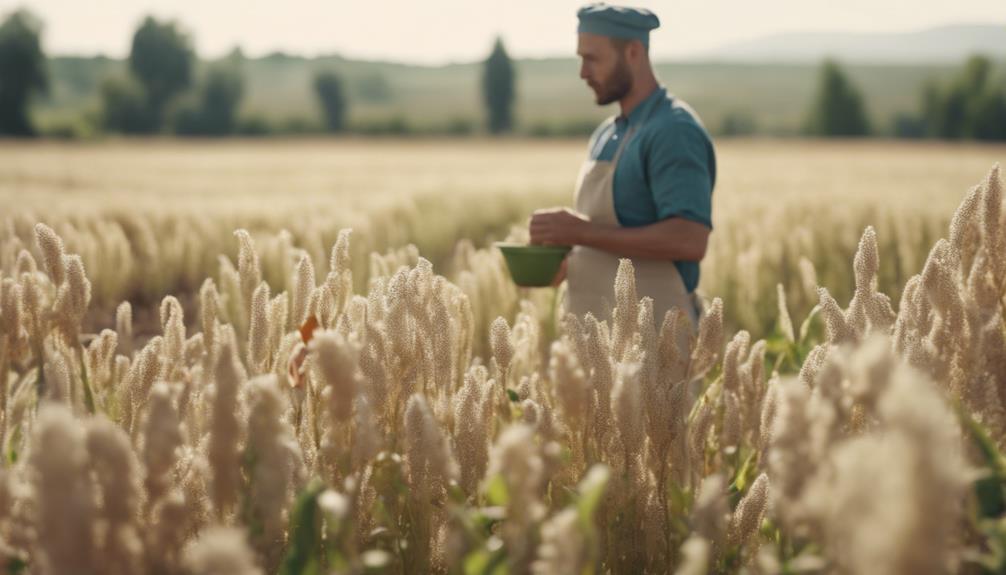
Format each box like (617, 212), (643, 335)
(579, 217), (709, 261)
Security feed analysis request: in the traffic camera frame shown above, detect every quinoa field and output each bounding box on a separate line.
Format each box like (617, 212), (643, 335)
(0, 138), (1005, 574)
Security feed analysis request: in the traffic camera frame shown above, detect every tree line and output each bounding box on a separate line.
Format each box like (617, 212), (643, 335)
(1, 7), (1003, 140)
(804, 56), (1006, 140)
(0, 10), (516, 137)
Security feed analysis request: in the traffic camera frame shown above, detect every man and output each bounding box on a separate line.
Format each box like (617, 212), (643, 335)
(529, 3), (716, 330)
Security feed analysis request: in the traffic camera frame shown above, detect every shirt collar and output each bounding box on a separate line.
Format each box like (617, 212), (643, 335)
(618, 85), (666, 127)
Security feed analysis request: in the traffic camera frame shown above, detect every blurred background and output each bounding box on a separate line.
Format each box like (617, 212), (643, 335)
(1, 0), (1004, 139)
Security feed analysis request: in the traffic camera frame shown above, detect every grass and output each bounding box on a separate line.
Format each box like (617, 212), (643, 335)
(1, 137), (1003, 337)
(1, 136), (1005, 574)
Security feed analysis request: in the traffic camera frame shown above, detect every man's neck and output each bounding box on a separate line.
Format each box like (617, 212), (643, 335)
(619, 74), (659, 119)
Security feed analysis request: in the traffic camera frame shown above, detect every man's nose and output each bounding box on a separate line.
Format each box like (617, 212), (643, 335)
(579, 63), (588, 80)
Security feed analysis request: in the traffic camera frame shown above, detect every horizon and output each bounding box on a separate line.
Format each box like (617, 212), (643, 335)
(3, 0), (1005, 65)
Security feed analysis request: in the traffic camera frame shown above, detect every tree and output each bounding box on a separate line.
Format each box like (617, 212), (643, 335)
(173, 57), (245, 136)
(956, 55), (1005, 140)
(128, 16), (194, 131)
(936, 88), (968, 139)
(920, 55), (1006, 141)
(314, 71), (348, 132)
(804, 60), (870, 137)
(482, 37), (515, 134)
(199, 61), (244, 134)
(0, 9), (47, 136)
(100, 75), (154, 133)
(969, 86), (1006, 141)
(920, 80), (947, 137)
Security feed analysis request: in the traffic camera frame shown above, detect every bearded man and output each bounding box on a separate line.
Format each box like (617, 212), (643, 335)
(529, 3), (716, 330)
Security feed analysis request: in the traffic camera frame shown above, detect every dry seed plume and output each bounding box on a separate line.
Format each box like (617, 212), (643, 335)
(0, 164), (1002, 574)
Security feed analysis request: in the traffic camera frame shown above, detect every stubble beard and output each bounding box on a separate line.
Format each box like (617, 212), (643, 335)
(593, 56), (633, 106)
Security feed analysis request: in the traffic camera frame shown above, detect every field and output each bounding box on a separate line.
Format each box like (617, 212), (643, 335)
(1, 138), (1005, 574)
(3, 138), (1002, 335)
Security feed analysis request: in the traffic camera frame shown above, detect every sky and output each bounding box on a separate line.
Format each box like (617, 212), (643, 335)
(5, 0), (1006, 64)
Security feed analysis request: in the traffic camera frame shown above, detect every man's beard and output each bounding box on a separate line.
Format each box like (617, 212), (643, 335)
(593, 57), (632, 105)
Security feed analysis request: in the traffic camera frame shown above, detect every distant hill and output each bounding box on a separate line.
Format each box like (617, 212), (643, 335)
(702, 24), (1006, 64)
(33, 51), (1003, 136)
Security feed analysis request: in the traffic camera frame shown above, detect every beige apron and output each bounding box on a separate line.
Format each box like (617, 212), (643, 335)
(565, 113), (703, 331)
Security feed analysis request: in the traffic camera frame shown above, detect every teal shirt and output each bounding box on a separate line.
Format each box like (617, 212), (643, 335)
(587, 86), (716, 293)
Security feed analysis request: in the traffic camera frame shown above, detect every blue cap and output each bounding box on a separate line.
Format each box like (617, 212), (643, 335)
(577, 3), (660, 47)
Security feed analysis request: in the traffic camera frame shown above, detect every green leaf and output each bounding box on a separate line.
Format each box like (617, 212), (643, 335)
(962, 409), (1006, 475)
(464, 549), (491, 575)
(506, 389), (519, 403)
(6, 556), (27, 575)
(485, 474), (509, 507)
(667, 480), (691, 514)
(965, 519), (1006, 573)
(730, 450), (757, 495)
(279, 479), (326, 575)
(463, 544), (509, 575)
(976, 473), (1006, 521)
(798, 305), (822, 347)
(6, 423), (21, 465)
(960, 408), (1006, 518)
(447, 481), (468, 504)
(576, 464), (609, 526)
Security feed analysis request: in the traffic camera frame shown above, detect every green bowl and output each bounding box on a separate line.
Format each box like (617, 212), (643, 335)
(495, 242), (572, 287)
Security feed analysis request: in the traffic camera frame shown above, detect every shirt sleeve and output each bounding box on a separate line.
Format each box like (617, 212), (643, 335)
(645, 120), (714, 229)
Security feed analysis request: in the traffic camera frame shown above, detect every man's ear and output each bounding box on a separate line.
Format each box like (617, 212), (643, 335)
(627, 40), (645, 66)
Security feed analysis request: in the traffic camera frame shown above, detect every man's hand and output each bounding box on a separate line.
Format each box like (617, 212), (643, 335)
(529, 208), (593, 247)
